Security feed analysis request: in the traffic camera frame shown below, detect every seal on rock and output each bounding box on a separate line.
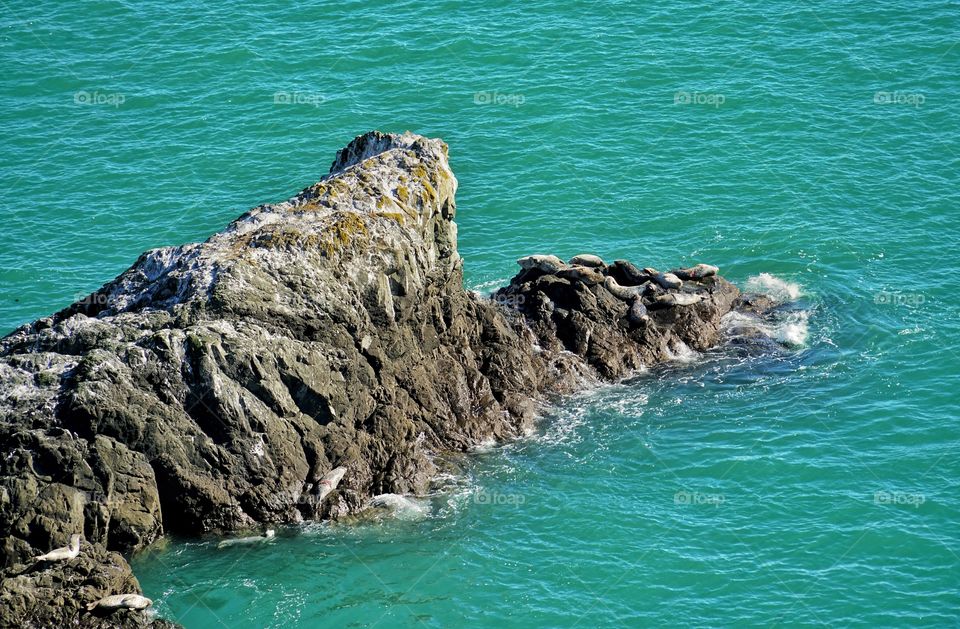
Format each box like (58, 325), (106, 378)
(627, 297), (649, 324)
(604, 276), (645, 301)
(655, 293), (703, 306)
(317, 466), (347, 501)
(517, 254), (566, 274)
(568, 254), (605, 268)
(557, 265), (605, 285)
(673, 264), (719, 281)
(653, 272), (683, 290)
(86, 593), (153, 612)
(34, 534), (81, 562)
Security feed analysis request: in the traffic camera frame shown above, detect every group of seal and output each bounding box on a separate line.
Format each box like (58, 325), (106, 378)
(32, 533), (153, 614)
(508, 253), (720, 326)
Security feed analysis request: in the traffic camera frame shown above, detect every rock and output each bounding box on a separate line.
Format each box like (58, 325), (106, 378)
(0, 131), (760, 627)
(517, 254), (566, 274)
(653, 272), (683, 290)
(0, 541), (173, 628)
(606, 260), (650, 286)
(568, 254), (605, 268)
(673, 263), (719, 281)
(733, 293), (778, 315)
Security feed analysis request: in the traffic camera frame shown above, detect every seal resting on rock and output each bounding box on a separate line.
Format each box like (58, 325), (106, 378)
(517, 254), (566, 274)
(627, 297), (649, 324)
(34, 534), (81, 562)
(604, 276), (646, 301)
(655, 293), (703, 306)
(317, 466), (347, 501)
(653, 272), (683, 290)
(86, 593), (152, 612)
(673, 263), (719, 281)
(557, 265), (605, 285)
(568, 254), (605, 268)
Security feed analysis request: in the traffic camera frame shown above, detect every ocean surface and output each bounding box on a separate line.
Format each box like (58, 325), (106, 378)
(2, 0), (959, 626)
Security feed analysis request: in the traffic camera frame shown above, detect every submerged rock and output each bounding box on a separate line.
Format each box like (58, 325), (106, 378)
(0, 131), (770, 626)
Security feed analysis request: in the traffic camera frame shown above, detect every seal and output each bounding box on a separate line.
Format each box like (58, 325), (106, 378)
(557, 265), (605, 285)
(653, 272), (683, 290)
(86, 594), (152, 612)
(672, 264), (719, 281)
(517, 254), (566, 274)
(655, 293), (703, 306)
(604, 276), (646, 301)
(34, 534), (81, 562)
(568, 254), (605, 268)
(627, 297), (649, 324)
(317, 466), (347, 501)
(217, 529), (275, 548)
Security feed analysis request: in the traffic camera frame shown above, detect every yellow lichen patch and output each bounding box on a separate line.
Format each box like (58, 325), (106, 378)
(320, 212), (369, 257)
(422, 179), (438, 203)
(375, 211), (405, 224)
(395, 185), (409, 203)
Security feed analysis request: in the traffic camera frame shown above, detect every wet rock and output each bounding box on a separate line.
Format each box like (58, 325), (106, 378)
(0, 541), (175, 628)
(734, 293), (779, 315)
(606, 260), (650, 286)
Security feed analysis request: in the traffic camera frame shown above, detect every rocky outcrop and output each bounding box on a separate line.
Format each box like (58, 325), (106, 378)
(0, 131), (761, 626)
(0, 540), (175, 628)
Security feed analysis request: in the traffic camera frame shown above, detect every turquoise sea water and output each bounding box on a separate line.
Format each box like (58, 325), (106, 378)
(3, 0), (959, 626)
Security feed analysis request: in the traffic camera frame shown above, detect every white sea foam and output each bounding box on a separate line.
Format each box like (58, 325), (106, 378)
(722, 273), (810, 347)
(666, 340), (700, 363)
(469, 278), (512, 297)
(367, 493), (430, 519)
(775, 310), (810, 346)
(469, 436), (498, 452)
(744, 273), (804, 302)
